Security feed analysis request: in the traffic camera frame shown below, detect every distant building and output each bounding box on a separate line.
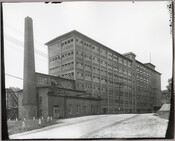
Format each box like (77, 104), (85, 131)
(45, 30), (161, 114)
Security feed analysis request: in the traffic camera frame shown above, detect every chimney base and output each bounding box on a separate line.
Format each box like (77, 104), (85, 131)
(19, 105), (37, 119)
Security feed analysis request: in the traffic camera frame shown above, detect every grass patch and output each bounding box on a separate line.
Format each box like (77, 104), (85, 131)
(7, 118), (60, 135)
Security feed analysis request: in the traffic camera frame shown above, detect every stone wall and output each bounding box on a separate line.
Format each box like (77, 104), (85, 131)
(35, 73), (75, 90)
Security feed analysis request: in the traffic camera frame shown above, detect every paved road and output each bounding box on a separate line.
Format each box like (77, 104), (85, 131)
(9, 114), (168, 139)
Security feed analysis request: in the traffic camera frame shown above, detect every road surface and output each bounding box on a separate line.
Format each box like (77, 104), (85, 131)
(10, 113), (168, 139)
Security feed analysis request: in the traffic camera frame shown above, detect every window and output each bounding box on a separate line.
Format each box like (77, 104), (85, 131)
(128, 71), (131, 76)
(123, 60), (127, 66)
(100, 49), (106, 56)
(119, 57), (122, 64)
(107, 52), (112, 59)
(114, 55), (118, 62)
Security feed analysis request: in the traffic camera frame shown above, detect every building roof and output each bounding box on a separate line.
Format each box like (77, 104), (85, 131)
(48, 93), (101, 101)
(122, 52), (136, 57)
(45, 30), (133, 62)
(16, 86), (101, 100)
(35, 72), (76, 83)
(144, 63), (156, 67)
(38, 86), (101, 100)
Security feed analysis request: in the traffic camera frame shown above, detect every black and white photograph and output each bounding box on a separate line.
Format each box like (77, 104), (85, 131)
(2, 1), (173, 139)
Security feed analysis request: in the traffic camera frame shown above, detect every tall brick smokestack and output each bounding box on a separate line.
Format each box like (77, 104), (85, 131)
(23, 16), (37, 118)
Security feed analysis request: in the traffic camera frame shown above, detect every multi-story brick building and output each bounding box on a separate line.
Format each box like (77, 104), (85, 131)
(45, 30), (161, 114)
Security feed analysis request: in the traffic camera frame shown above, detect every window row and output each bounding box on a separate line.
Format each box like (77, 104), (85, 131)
(136, 69), (151, 77)
(61, 38), (74, 47)
(137, 82), (151, 88)
(61, 72), (74, 78)
(68, 104), (100, 114)
(76, 52), (132, 68)
(136, 63), (149, 71)
(50, 66), (60, 71)
(137, 76), (151, 82)
(76, 38), (91, 48)
(77, 71), (132, 82)
(77, 63), (131, 76)
(62, 62), (74, 71)
(49, 55), (60, 62)
(62, 50), (74, 58)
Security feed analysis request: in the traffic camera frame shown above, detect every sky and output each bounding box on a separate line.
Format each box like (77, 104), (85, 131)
(3, 1), (172, 90)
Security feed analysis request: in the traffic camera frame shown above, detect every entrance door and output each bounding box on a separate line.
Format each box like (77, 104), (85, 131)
(53, 107), (60, 119)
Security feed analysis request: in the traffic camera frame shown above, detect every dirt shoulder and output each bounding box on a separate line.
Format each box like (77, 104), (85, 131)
(87, 113), (168, 138)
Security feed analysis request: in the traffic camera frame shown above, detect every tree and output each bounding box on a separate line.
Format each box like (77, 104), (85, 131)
(161, 78), (172, 104)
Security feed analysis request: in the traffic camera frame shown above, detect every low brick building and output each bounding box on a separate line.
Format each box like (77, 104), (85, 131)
(18, 73), (101, 119)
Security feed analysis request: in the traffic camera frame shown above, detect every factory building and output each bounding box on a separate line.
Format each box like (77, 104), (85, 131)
(17, 17), (161, 119)
(45, 30), (161, 114)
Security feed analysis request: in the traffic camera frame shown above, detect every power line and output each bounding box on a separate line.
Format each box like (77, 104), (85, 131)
(4, 34), (48, 59)
(5, 36), (48, 62)
(5, 23), (47, 49)
(5, 73), (23, 81)
(5, 73), (37, 85)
